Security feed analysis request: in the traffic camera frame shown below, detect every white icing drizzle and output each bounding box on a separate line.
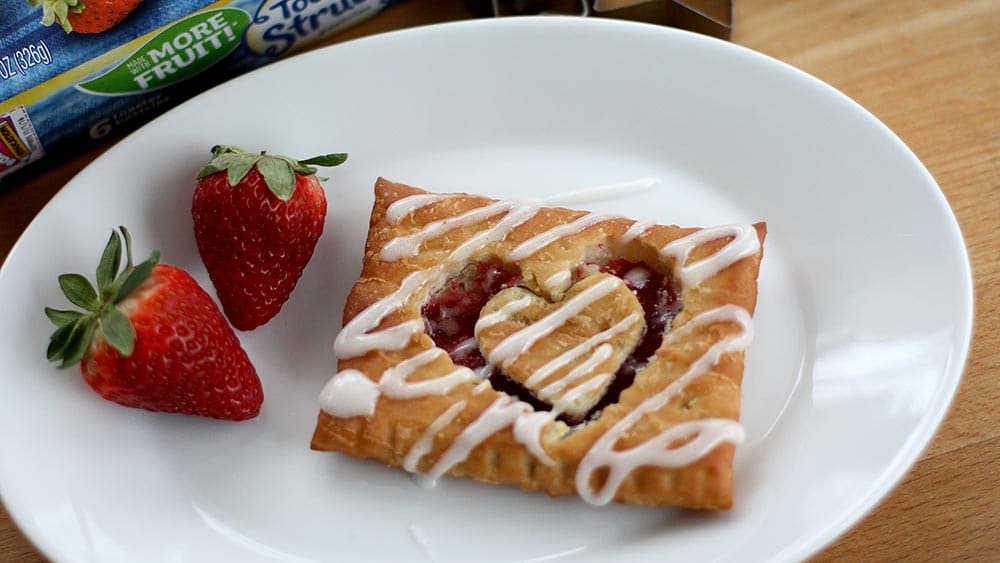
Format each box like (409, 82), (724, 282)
(320, 347), (477, 418)
(540, 177), (658, 206)
(473, 296), (534, 334)
(524, 313), (641, 388)
(486, 276), (620, 369)
(410, 472), (438, 489)
(318, 369), (380, 418)
(407, 523), (434, 559)
(381, 348), (477, 399)
(448, 203), (538, 264)
(385, 193), (453, 224)
(333, 270), (435, 359)
(543, 271), (572, 292)
(620, 219), (655, 244)
(426, 395), (543, 480)
(661, 224), (760, 288)
(575, 305), (752, 505)
(538, 344), (613, 400)
(450, 337), (479, 358)
(623, 266), (650, 288)
(404, 400), (468, 472)
(382, 201), (515, 261)
(472, 379), (492, 394)
(509, 212), (619, 261)
(474, 363), (495, 381)
(551, 373), (613, 416)
(513, 411), (557, 465)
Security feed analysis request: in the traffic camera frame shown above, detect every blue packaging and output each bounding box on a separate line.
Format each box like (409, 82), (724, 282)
(0, 0), (399, 181)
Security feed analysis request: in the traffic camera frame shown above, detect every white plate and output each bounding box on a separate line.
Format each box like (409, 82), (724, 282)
(0, 17), (973, 563)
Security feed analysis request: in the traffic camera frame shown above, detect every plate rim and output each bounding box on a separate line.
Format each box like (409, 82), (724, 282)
(0, 15), (975, 563)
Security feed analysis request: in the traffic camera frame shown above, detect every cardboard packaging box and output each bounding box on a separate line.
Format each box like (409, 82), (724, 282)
(0, 0), (399, 181)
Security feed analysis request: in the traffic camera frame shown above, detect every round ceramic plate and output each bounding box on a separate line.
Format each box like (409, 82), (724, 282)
(0, 17), (973, 563)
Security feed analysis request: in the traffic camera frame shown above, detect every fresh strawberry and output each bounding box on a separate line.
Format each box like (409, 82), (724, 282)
(192, 145), (347, 331)
(45, 227), (263, 420)
(28, 0), (144, 34)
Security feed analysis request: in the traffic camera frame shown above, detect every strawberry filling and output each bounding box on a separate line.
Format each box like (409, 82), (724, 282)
(421, 261), (521, 371)
(421, 259), (681, 424)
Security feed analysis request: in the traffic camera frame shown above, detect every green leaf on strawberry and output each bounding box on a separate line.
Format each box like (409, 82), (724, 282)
(58, 274), (98, 311)
(44, 307), (85, 327)
(46, 226), (157, 367)
(46, 316), (84, 362)
(96, 230), (122, 294)
(27, 0), (85, 34)
(59, 317), (96, 368)
(98, 306), (134, 356)
(197, 145), (348, 202)
(28, 0), (145, 34)
(298, 154), (349, 167)
(255, 153), (297, 200)
(112, 249), (158, 302)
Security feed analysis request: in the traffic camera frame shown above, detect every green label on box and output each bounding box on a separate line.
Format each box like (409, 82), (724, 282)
(77, 8), (251, 96)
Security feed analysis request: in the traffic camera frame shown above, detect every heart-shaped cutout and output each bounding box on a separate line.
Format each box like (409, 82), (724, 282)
(475, 273), (645, 418)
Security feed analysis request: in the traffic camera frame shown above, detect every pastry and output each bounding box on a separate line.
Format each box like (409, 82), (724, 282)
(311, 178), (766, 509)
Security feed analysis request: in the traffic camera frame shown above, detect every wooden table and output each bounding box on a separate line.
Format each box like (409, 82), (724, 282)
(2, 0), (997, 560)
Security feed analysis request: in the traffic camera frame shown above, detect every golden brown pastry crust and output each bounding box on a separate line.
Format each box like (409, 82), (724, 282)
(311, 178), (767, 509)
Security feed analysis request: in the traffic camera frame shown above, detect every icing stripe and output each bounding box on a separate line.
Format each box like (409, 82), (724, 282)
(661, 224), (760, 287)
(334, 270), (436, 359)
(451, 337), (479, 358)
(620, 219), (655, 244)
(486, 276), (621, 369)
(525, 312), (642, 388)
(513, 411), (557, 465)
(318, 369), (379, 418)
(543, 270), (572, 292)
(386, 194), (453, 224)
(381, 348), (477, 399)
(474, 363), (495, 381)
(382, 201), (515, 261)
(540, 177), (657, 206)
(537, 343), (613, 400)
(508, 212), (618, 261)
(474, 296), (534, 334)
(404, 400), (468, 472)
(427, 396), (531, 479)
(319, 347), (477, 418)
(448, 203), (539, 264)
(551, 373), (613, 416)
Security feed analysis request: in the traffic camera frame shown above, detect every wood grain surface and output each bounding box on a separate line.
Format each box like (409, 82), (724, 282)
(1, 0), (997, 560)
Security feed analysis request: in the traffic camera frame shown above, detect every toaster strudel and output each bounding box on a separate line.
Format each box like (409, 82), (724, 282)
(311, 178), (766, 509)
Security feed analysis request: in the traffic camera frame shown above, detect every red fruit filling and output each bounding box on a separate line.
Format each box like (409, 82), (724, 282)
(421, 258), (681, 425)
(421, 260), (520, 371)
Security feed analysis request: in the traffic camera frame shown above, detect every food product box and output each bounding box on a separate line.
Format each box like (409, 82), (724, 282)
(0, 0), (399, 181)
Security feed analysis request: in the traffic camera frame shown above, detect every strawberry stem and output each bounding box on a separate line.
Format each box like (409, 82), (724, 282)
(122, 225), (134, 269)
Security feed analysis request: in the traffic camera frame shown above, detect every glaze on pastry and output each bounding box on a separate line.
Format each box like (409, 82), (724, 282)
(311, 178), (766, 509)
